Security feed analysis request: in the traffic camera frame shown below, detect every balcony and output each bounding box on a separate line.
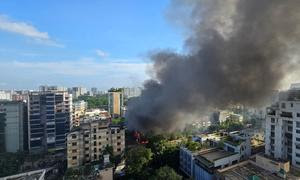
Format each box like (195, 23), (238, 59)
(280, 111), (293, 118)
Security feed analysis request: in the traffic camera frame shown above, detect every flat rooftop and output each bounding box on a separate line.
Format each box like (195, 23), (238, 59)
(195, 148), (237, 168)
(2, 169), (46, 180)
(199, 149), (236, 162)
(218, 161), (281, 180)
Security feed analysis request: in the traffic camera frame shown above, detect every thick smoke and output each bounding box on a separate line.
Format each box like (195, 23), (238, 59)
(126, 0), (300, 133)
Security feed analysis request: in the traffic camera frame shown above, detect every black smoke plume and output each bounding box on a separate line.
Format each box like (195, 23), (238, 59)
(126, 0), (300, 133)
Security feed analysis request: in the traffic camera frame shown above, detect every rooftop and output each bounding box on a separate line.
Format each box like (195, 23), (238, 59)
(223, 136), (244, 146)
(1, 169), (46, 180)
(217, 161), (281, 180)
(195, 148), (237, 168)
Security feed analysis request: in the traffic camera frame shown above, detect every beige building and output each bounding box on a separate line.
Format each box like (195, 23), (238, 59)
(67, 119), (125, 168)
(108, 90), (123, 117)
(72, 100), (87, 127)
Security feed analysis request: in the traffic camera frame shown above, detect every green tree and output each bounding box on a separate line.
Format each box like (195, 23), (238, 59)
(151, 166), (182, 180)
(125, 146), (153, 176)
(76, 95), (108, 109)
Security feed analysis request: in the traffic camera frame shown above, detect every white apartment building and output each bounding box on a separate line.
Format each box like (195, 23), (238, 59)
(265, 85), (300, 168)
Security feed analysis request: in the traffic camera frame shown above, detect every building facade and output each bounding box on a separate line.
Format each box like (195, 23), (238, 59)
(67, 119), (125, 168)
(265, 86), (300, 168)
(0, 90), (12, 101)
(0, 101), (26, 152)
(108, 90), (123, 117)
(28, 90), (72, 152)
(72, 100), (87, 127)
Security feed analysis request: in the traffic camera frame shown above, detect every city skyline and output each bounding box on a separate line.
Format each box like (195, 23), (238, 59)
(0, 0), (182, 89)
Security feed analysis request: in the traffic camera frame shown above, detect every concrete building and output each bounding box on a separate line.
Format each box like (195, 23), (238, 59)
(91, 87), (98, 96)
(0, 101), (26, 152)
(180, 147), (240, 180)
(67, 119), (125, 168)
(72, 100), (87, 127)
(265, 85), (300, 168)
(39, 85), (67, 92)
(0, 90), (12, 101)
(223, 131), (252, 160)
(108, 90), (123, 117)
(219, 111), (243, 124)
(69, 87), (87, 99)
(216, 153), (290, 179)
(28, 90), (72, 152)
(123, 87), (142, 99)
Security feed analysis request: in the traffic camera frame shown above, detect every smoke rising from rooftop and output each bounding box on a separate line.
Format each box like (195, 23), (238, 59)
(126, 0), (300, 133)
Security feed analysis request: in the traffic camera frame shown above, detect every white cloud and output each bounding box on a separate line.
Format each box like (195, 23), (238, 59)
(0, 15), (63, 47)
(96, 49), (109, 58)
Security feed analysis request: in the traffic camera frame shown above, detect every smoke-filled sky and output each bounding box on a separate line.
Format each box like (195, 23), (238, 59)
(127, 0), (300, 133)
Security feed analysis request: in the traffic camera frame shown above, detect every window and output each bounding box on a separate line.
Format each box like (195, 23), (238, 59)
(72, 149), (77, 153)
(296, 130), (300, 134)
(107, 138), (109, 141)
(271, 145), (274, 151)
(72, 142), (77, 146)
(117, 136), (121, 139)
(297, 113), (300, 117)
(291, 103), (294, 107)
(72, 156), (77, 160)
(271, 132), (275, 137)
(282, 103), (286, 109)
(99, 142), (102, 145)
(296, 161), (300, 165)
(271, 139), (275, 144)
(85, 141), (89, 144)
(84, 134), (89, 138)
(288, 126), (293, 131)
(297, 122), (300, 128)
(93, 128), (96, 133)
(296, 154), (300, 158)
(296, 138), (300, 142)
(94, 135), (97, 140)
(94, 141), (96, 146)
(85, 147), (89, 151)
(117, 148), (121, 152)
(271, 125), (275, 131)
(94, 154), (97, 159)
(72, 134), (77, 139)
(271, 118), (275, 123)
(99, 136), (101, 139)
(94, 148), (97, 153)
(117, 142), (121, 145)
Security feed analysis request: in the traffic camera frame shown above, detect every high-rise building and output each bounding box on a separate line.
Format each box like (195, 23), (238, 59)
(108, 90), (123, 117)
(0, 90), (12, 101)
(67, 119), (125, 168)
(72, 100), (87, 127)
(28, 90), (72, 152)
(0, 101), (27, 152)
(70, 87), (87, 99)
(39, 85), (67, 92)
(91, 87), (98, 96)
(265, 84), (300, 168)
(123, 87), (142, 99)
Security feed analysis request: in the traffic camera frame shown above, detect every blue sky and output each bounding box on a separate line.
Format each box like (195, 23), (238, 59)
(0, 0), (183, 90)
